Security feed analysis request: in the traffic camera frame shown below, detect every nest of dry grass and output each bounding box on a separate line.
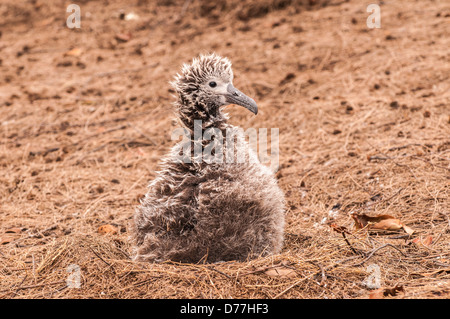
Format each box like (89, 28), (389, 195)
(1, 225), (449, 299)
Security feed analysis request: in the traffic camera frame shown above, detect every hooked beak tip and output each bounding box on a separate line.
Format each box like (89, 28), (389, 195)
(225, 84), (258, 115)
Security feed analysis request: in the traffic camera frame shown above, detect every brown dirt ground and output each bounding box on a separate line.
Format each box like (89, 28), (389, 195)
(0, 0), (449, 299)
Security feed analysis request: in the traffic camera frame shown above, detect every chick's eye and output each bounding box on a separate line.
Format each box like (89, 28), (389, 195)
(209, 81), (217, 88)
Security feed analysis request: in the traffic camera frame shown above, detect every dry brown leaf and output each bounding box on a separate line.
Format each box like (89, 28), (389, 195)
(64, 48), (82, 57)
(369, 285), (405, 299)
(412, 235), (433, 247)
(264, 266), (297, 278)
(369, 288), (385, 299)
(115, 32), (132, 42)
(402, 225), (415, 235)
(352, 213), (414, 235)
(97, 224), (118, 235)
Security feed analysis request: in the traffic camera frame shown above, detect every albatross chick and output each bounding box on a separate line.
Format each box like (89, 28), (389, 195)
(132, 53), (285, 263)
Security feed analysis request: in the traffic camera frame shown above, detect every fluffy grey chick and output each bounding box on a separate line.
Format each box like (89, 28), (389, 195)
(132, 53), (285, 263)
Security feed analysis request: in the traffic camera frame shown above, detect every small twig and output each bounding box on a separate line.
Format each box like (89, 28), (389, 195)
(77, 125), (128, 144)
(128, 122), (157, 146)
(342, 232), (361, 255)
(388, 143), (423, 152)
(330, 224), (363, 255)
(307, 261), (326, 286)
(88, 246), (111, 266)
(88, 246), (116, 274)
(387, 234), (411, 240)
(3, 274), (29, 298)
(0, 280), (66, 293)
(29, 147), (60, 157)
(207, 266), (232, 280)
(273, 273), (315, 299)
(12, 225), (59, 244)
(411, 155), (450, 171)
(175, 0), (192, 21)
(36, 238), (69, 274)
(129, 278), (157, 288)
(433, 262), (450, 268)
(239, 262), (295, 277)
(350, 244), (407, 267)
(382, 187), (403, 203)
(368, 155), (390, 161)
(205, 268), (223, 298)
(274, 254), (364, 298)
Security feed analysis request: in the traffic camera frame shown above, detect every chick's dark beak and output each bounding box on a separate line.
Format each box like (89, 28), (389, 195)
(225, 84), (258, 115)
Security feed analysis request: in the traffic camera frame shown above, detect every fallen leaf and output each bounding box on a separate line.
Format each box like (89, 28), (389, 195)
(97, 224), (118, 235)
(402, 224), (415, 235)
(64, 47), (82, 57)
(371, 217), (403, 230)
(115, 32), (132, 42)
(368, 288), (385, 299)
(412, 235), (433, 247)
(264, 266), (297, 278)
(351, 213), (414, 235)
(369, 285), (405, 299)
